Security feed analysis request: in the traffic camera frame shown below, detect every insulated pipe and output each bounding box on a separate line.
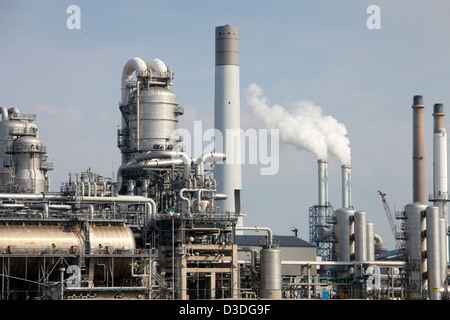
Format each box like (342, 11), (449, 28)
(30, 203), (49, 218)
(116, 158), (184, 193)
(194, 152), (227, 177)
(121, 57), (148, 105)
(235, 226), (273, 247)
(0, 106), (8, 121)
(135, 150), (192, 179)
(412, 95), (426, 203)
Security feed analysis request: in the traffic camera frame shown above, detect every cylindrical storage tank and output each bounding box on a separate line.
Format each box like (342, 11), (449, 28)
(259, 248), (282, 299)
(366, 223), (375, 261)
(139, 86), (179, 151)
(426, 206), (441, 300)
(87, 224), (136, 279)
(404, 202), (427, 299)
(354, 211), (367, 261)
(0, 223), (83, 277)
(0, 119), (26, 192)
(335, 208), (355, 261)
(12, 136), (46, 193)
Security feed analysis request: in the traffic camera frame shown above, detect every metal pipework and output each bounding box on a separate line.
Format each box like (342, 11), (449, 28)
(412, 95), (426, 203)
(121, 57), (148, 105)
(135, 150), (192, 179)
(235, 226), (274, 247)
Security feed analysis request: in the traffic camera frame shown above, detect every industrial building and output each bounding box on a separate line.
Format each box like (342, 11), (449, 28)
(0, 25), (448, 301)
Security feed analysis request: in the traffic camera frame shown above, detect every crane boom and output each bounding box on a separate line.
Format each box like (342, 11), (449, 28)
(378, 190), (402, 250)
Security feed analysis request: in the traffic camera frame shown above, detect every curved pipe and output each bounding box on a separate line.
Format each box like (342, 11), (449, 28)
(116, 158), (184, 194)
(147, 58), (167, 74)
(8, 106), (20, 118)
(0, 106), (8, 121)
(179, 188), (192, 212)
(194, 152), (226, 177)
(30, 203), (49, 218)
(121, 57), (148, 104)
(135, 151), (192, 180)
(235, 226), (274, 247)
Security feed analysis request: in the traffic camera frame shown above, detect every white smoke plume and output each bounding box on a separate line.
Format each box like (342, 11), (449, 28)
(246, 83), (351, 165)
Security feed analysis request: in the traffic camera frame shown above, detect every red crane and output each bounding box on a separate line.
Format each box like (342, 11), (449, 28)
(378, 191), (402, 250)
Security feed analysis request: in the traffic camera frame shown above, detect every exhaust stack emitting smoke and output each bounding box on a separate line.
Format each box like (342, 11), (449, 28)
(246, 83), (351, 165)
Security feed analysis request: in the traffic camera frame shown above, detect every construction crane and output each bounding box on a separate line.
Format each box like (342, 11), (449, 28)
(378, 191), (403, 251)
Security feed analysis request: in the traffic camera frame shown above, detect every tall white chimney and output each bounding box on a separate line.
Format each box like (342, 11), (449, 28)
(214, 25), (243, 227)
(432, 103), (448, 219)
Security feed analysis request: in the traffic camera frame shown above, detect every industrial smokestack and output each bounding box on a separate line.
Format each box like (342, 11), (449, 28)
(341, 164), (352, 208)
(318, 159), (328, 225)
(412, 95), (426, 203)
(432, 103), (448, 219)
(214, 25), (243, 226)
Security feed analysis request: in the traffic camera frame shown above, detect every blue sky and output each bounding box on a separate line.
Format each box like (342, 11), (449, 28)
(1, 0), (450, 250)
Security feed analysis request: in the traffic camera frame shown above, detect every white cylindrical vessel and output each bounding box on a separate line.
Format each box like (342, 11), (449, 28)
(354, 211), (367, 261)
(404, 202), (427, 299)
(426, 206), (441, 300)
(335, 208), (355, 261)
(140, 86), (179, 151)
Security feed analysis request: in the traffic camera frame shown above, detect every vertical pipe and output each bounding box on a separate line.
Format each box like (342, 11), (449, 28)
(426, 206), (441, 300)
(136, 80), (140, 151)
(412, 95), (426, 203)
(367, 222), (375, 261)
(341, 165), (352, 208)
(214, 25), (243, 226)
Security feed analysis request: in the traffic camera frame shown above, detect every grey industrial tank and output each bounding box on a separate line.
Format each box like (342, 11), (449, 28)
(0, 119), (26, 192)
(140, 86), (180, 151)
(12, 135), (47, 193)
(259, 247), (282, 299)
